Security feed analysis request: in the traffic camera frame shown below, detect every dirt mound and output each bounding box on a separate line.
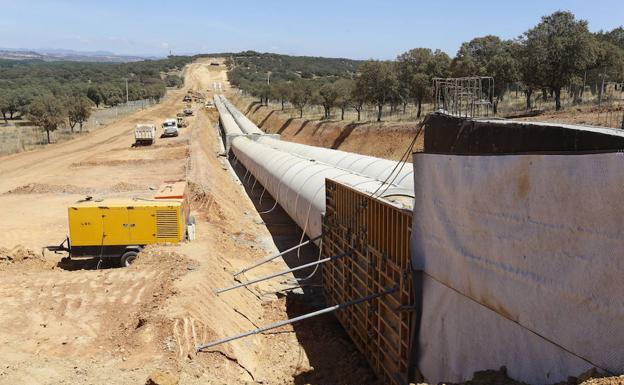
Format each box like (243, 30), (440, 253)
(444, 367), (623, 385)
(4, 183), (93, 195)
(187, 181), (224, 220)
(109, 182), (147, 193)
(71, 159), (168, 168)
(3, 182), (146, 195)
(152, 140), (191, 149)
(0, 245), (53, 271)
(106, 246), (197, 359)
(145, 372), (179, 385)
(132, 245), (197, 271)
(580, 375), (624, 385)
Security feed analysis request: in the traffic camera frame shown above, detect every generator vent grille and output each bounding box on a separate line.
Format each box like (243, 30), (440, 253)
(156, 210), (178, 239)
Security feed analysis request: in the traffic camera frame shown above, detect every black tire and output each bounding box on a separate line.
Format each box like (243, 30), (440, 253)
(120, 250), (138, 267)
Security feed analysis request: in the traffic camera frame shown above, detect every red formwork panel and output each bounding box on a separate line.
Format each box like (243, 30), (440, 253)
(323, 179), (416, 385)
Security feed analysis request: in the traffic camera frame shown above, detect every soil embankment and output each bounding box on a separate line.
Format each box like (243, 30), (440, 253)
(231, 97), (425, 161)
(234, 99), (624, 162)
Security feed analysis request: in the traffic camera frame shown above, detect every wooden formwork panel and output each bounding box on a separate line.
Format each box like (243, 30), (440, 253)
(323, 180), (414, 385)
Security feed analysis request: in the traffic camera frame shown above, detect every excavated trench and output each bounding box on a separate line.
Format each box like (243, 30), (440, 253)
(229, 154), (381, 384)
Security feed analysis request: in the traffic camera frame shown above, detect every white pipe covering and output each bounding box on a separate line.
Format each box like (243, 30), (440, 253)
(256, 136), (414, 192)
(214, 95), (243, 136)
(231, 136), (398, 240)
(221, 96), (414, 193)
(221, 96), (265, 135)
(215, 94), (412, 239)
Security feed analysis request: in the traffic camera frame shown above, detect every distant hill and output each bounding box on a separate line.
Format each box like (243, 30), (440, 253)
(0, 48), (158, 63)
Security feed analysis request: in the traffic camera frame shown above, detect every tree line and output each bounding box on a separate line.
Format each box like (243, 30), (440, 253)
(227, 51), (359, 84)
(230, 11), (624, 122)
(0, 56), (191, 142)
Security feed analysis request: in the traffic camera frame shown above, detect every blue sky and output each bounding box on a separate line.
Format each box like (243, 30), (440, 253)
(0, 0), (622, 59)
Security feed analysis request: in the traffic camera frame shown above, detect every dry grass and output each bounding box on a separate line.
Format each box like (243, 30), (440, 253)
(234, 87), (624, 126)
(0, 98), (157, 156)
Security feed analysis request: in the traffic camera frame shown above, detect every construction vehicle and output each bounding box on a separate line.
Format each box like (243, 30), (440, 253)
(46, 181), (194, 267)
(134, 124), (156, 146)
(161, 118), (179, 137)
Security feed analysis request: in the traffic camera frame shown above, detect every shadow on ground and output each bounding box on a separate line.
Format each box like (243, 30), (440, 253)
(56, 256), (122, 271)
(231, 157), (381, 385)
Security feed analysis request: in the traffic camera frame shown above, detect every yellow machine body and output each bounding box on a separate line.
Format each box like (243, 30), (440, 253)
(68, 199), (188, 247)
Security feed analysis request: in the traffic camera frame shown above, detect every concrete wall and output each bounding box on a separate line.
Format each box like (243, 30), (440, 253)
(424, 113), (624, 154)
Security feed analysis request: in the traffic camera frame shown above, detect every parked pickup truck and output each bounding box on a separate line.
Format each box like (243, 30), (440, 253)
(134, 124), (156, 146)
(161, 119), (179, 137)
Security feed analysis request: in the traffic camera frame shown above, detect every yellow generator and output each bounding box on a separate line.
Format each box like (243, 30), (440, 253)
(47, 181), (194, 267)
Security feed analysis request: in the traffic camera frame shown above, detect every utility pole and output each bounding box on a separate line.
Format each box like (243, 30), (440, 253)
(267, 71), (271, 85)
(121, 78), (128, 104)
(122, 78), (129, 104)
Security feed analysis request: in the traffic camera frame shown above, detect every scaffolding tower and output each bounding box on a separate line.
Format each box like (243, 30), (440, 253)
(433, 76), (494, 117)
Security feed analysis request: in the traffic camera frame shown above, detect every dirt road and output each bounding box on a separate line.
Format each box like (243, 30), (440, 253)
(0, 58), (376, 385)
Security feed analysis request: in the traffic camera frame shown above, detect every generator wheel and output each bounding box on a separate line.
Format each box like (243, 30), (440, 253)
(120, 250), (138, 267)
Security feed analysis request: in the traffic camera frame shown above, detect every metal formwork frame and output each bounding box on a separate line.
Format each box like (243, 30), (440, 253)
(323, 180), (414, 385)
(433, 76), (494, 117)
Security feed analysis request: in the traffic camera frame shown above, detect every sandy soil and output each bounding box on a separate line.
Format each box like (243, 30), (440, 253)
(0, 58), (376, 385)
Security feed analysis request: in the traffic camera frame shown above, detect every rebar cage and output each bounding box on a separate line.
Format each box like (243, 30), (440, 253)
(433, 76), (494, 117)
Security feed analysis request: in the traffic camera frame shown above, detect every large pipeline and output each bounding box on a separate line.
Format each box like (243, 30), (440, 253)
(256, 136), (414, 192)
(214, 95), (244, 152)
(215, 94), (407, 240)
(221, 96), (264, 135)
(214, 95), (243, 136)
(230, 136), (398, 239)
(221, 96), (414, 193)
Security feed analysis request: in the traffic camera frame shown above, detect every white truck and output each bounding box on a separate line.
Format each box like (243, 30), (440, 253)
(134, 124), (156, 146)
(162, 119), (179, 137)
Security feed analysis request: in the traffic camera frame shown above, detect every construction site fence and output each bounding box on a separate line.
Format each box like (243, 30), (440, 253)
(0, 98), (158, 156)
